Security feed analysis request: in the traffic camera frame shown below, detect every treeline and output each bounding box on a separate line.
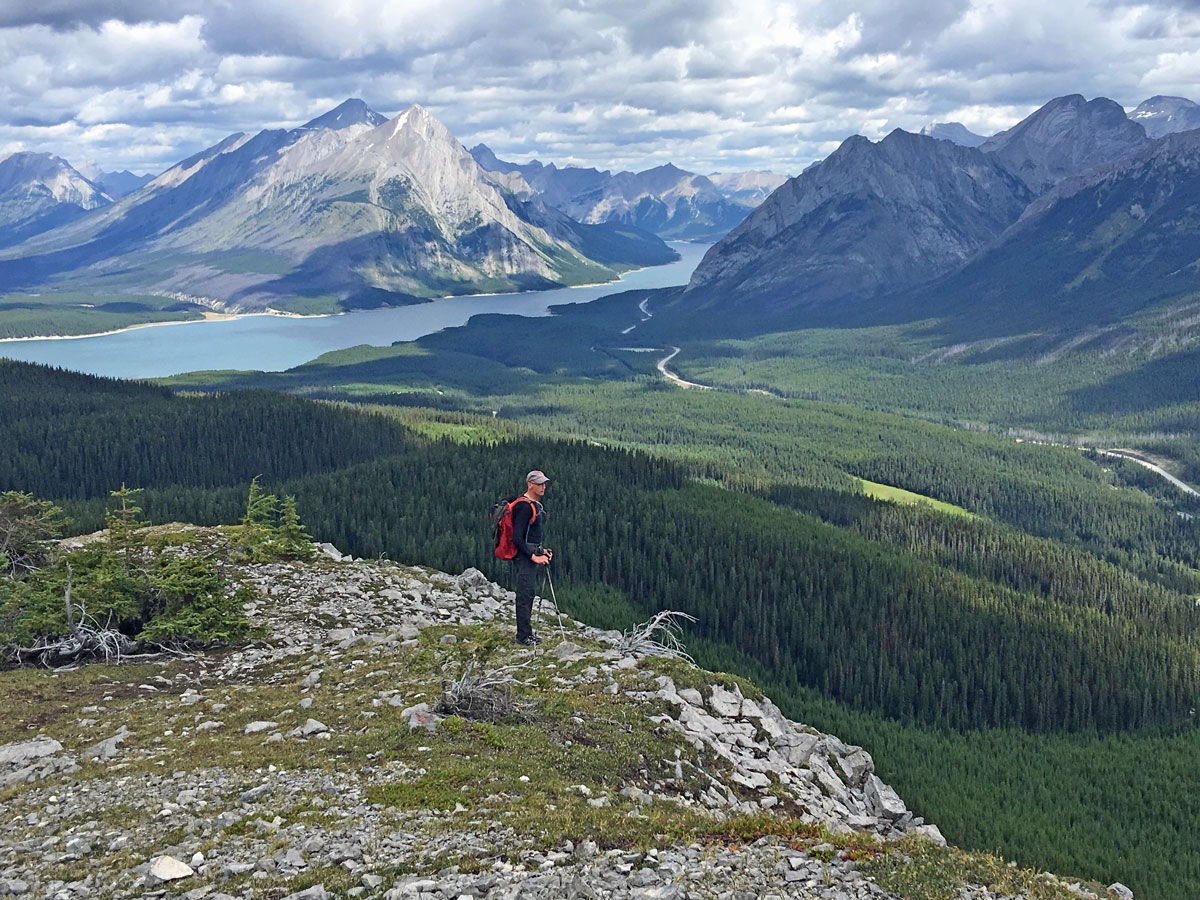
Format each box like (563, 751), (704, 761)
(0, 361), (419, 499)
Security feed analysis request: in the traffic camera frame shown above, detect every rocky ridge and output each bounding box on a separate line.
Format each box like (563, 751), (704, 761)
(0, 153), (111, 249)
(0, 531), (1123, 900)
(470, 146), (784, 241)
(0, 102), (671, 311)
(679, 93), (1169, 326)
(684, 128), (1031, 312)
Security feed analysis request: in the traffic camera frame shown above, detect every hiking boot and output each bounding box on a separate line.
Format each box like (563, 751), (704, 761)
(515, 633), (543, 646)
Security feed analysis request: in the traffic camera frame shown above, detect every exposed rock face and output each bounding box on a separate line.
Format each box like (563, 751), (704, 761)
(674, 94), (1169, 330)
(0, 152), (110, 248)
(1129, 95), (1200, 139)
(685, 129), (1030, 312)
(0, 102), (670, 307)
(471, 145), (784, 240)
(980, 94), (1148, 194)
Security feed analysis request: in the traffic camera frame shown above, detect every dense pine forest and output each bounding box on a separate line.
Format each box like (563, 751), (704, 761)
(3, 358), (1200, 898)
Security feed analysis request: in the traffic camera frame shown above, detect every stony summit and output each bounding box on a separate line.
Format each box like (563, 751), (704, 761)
(0, 528), (1131, 900)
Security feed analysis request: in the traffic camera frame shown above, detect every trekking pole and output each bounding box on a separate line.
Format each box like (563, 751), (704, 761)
(541, 564), (567, 639)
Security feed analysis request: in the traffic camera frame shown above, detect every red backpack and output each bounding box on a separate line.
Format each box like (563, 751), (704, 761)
(491, 496), (536, 560)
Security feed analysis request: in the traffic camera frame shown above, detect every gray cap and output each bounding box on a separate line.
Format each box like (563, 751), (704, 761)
(526, 470), (550, 484)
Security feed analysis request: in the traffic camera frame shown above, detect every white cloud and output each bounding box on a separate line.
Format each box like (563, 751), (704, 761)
(2, 0), (1200, 176)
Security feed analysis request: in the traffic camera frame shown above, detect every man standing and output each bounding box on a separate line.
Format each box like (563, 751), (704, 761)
(511, 469), (551, 645)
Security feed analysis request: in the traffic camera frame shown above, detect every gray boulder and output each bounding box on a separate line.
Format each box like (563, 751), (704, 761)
(0, 737), (62, 766)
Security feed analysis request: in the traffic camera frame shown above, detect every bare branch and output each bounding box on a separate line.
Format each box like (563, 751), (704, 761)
(618, 610), (698, 662)
(435, 661), (532, 722)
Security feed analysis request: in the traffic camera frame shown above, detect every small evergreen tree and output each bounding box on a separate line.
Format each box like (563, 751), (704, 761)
(238, 476), (279, 561)
(276, 496), (314, 559)
(105, 484), (146, 574)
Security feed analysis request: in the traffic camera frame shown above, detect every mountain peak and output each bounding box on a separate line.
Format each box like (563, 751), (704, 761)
(299, 98), (388, 132)
(919, 121), (988, 148)
(1130, 95), (1200, 138)
(980, 94), (1147, 193)
(386, 104), (450, 140)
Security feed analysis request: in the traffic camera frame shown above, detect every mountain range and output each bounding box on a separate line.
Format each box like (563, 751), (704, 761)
(470, 145), (785, 240)
(0, 152), (111, 249)
(0, 100), (674, 314)
(679, 93), (1200, 346)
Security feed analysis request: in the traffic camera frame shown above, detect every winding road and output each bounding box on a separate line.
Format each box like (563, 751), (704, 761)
(656, 346), (711, 390)
(617, 301), (1198, 502)
(1098, 449), (1200, 497)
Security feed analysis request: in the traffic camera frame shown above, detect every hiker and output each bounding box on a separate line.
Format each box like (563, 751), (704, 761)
(510, 469), (552, 645)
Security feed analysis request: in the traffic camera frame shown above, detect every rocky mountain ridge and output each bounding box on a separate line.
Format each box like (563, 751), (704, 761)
(0, 528), (1124, 900)
(1128, 96), (1200, 138)
(0, 101), (672, 313)
(0, 152), (111, 249)
(685, 128), (1031, 311)
(470, 145), (785, 240)
(978, 95), (1148, 195)
(680, 92), (1196, 333)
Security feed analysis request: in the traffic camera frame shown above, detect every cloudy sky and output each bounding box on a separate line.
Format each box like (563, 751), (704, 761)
(2, 0), (1199, 177)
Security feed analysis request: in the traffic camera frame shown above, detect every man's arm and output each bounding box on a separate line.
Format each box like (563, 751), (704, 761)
(511, 500), (539, 559)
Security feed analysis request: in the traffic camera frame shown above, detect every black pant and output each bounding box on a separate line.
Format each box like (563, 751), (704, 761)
(513, 555), (539, 640)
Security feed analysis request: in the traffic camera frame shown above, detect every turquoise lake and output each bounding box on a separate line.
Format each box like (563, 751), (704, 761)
(0, 242), (710, 380)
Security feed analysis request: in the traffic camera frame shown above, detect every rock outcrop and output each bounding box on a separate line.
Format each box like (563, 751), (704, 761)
(0, 533), (1118, 900)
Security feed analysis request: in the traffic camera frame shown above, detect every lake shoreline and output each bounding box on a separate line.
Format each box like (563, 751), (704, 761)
(0, 254), (683, 344)
(0, 309), (336, 344)
(0, 243), (709, 379)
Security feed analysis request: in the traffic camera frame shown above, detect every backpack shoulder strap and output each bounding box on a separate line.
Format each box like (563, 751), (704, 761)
(509, 496), (537, 521)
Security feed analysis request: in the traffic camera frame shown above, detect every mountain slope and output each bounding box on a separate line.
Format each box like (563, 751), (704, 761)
(0, 102), (672, 312)
(471, 145), (782, 240)
(0, 522), (1113, 899)
(0, 152), (110, 248)
(1129, 95), (1200, 138)
(881, 127), (1200, 342)
(980, 94), (1148, 194)
(682, 129), (1031, 316)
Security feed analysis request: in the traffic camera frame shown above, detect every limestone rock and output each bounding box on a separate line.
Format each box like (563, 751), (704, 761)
(149, 855), (195, 882)
(709, 684), (742, 718)
(0, 737), (62, 766)
(865, 775), (908, 822)
(83, 726), (129, 761)
(281, 885), (330, 900)
(552, 641), (585, 660)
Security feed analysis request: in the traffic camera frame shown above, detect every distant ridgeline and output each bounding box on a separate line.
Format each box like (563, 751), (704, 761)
(4, 359), (1199, 738)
